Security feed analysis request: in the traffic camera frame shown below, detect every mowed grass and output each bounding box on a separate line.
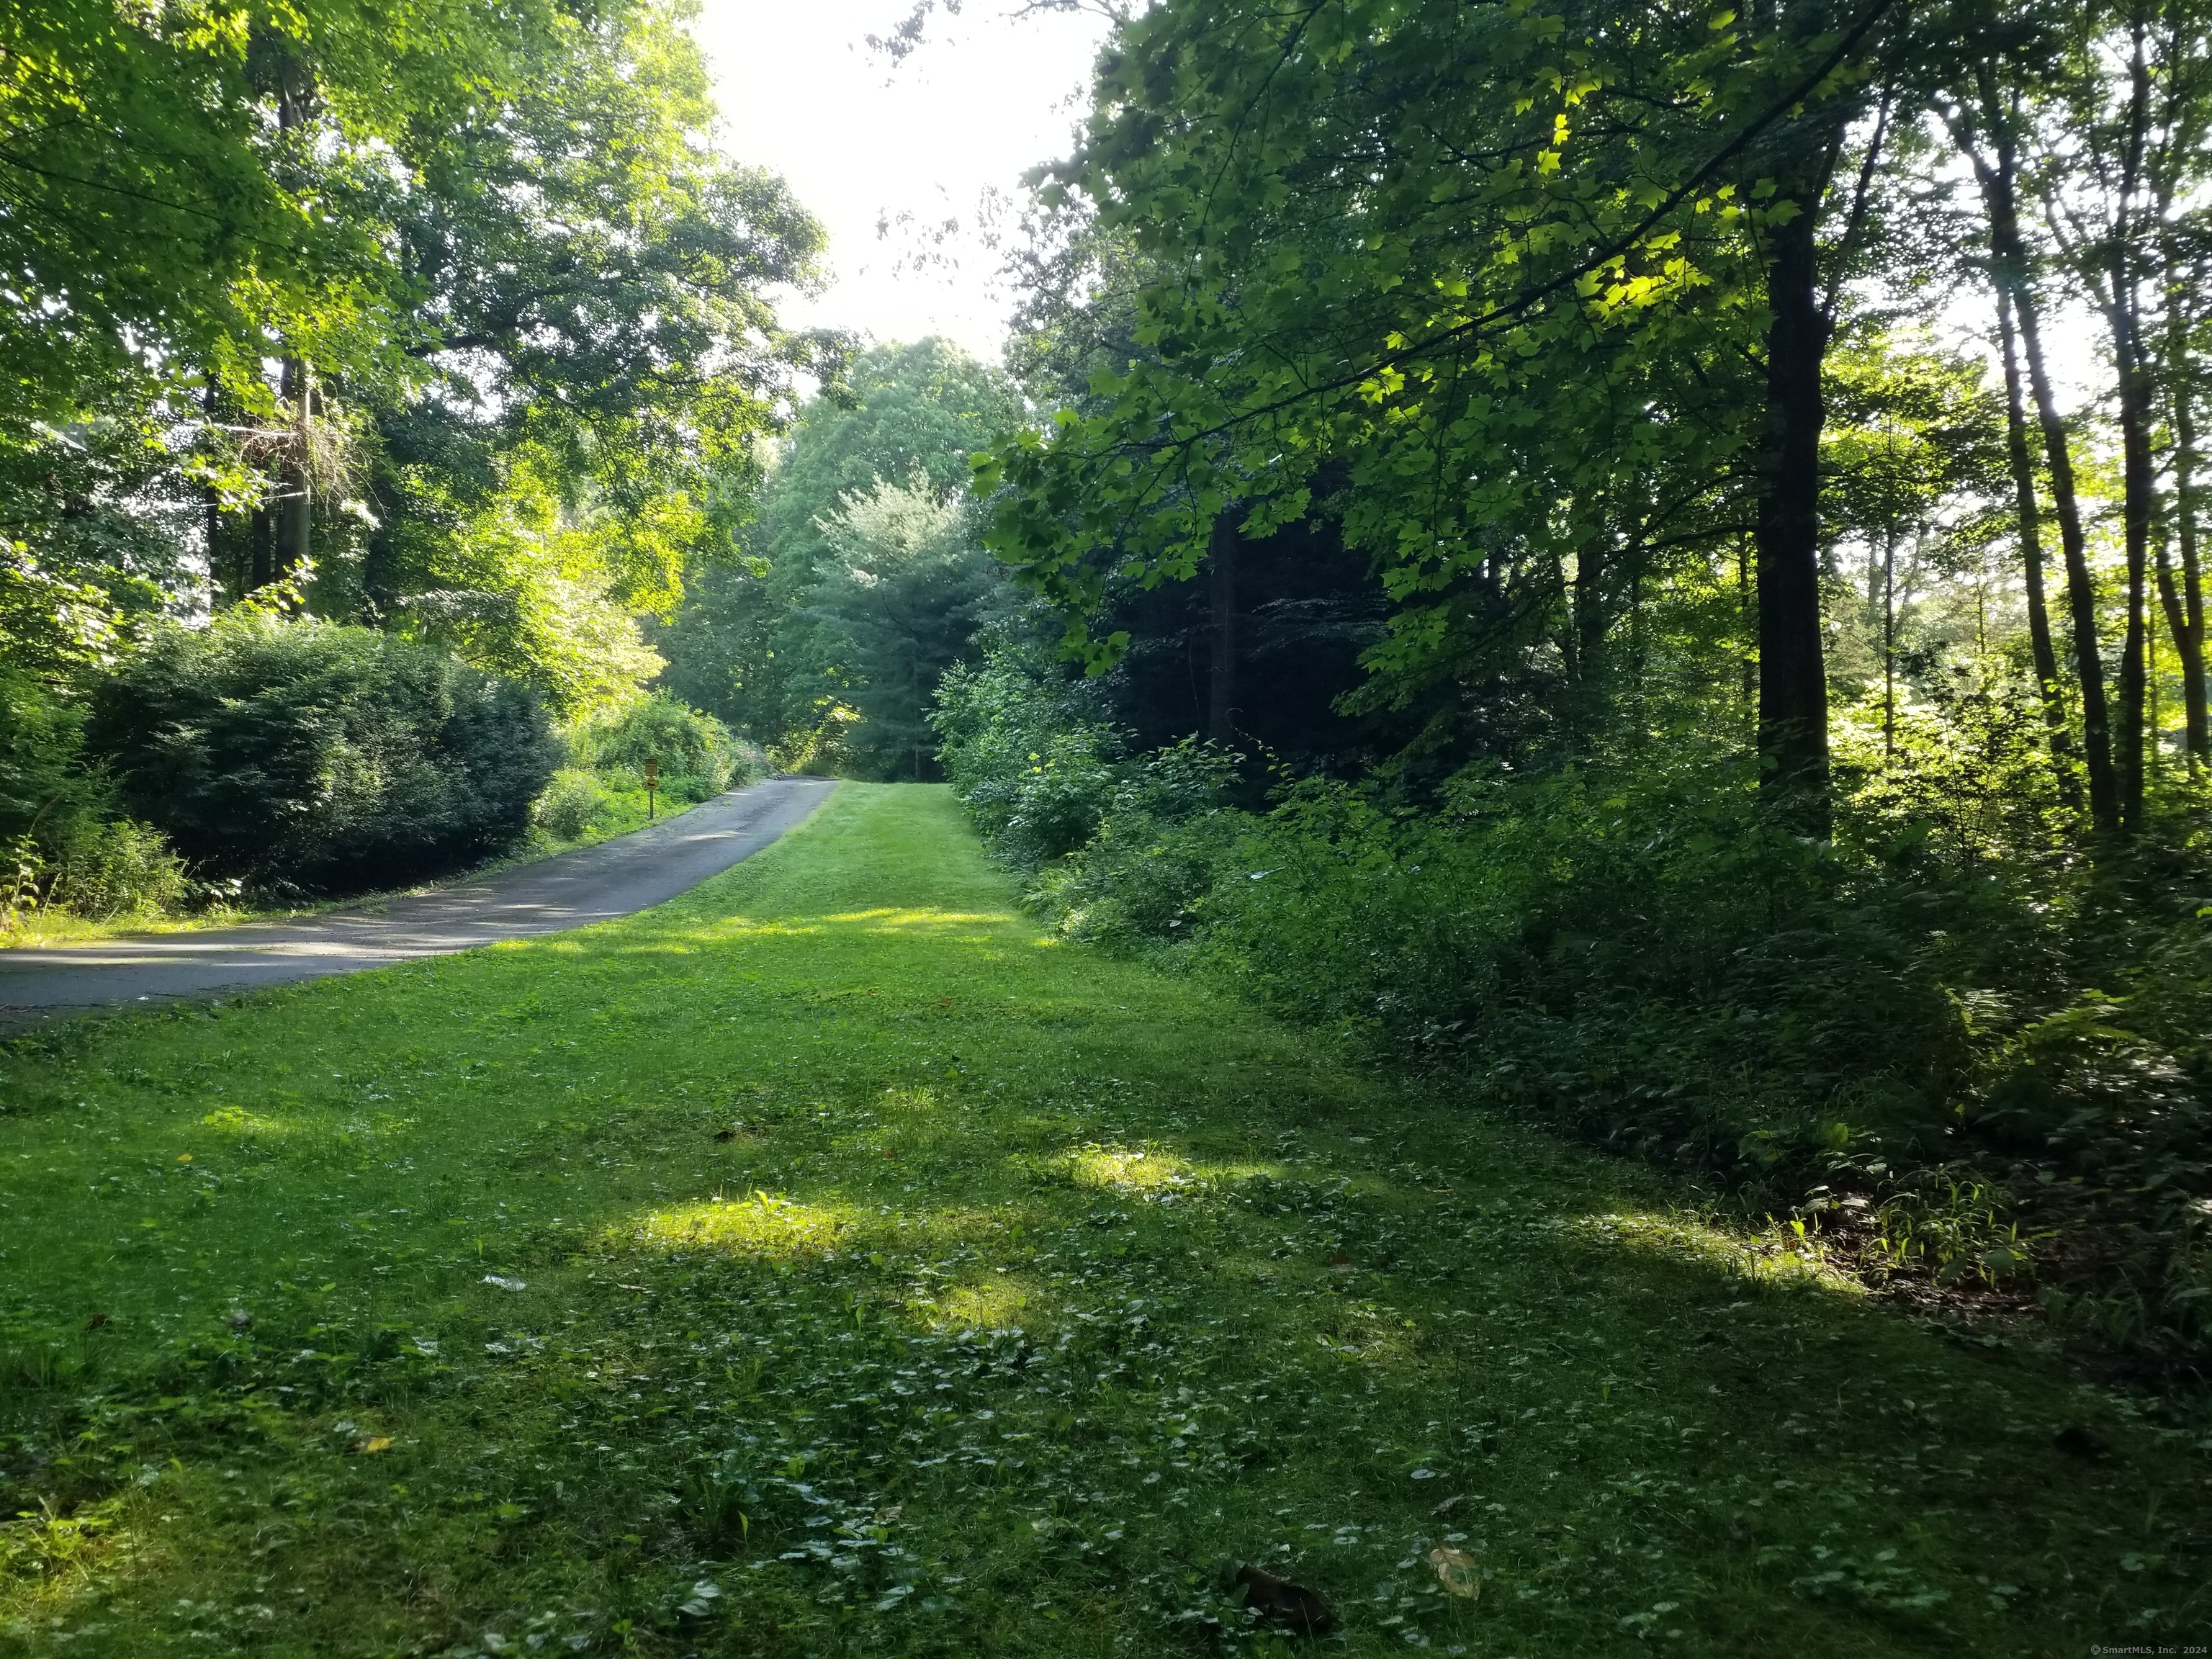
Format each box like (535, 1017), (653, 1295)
(0, 783), (2205, 1657)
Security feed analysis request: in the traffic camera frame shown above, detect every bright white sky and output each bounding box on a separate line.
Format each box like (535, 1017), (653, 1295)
(693, 1), (1117, 367)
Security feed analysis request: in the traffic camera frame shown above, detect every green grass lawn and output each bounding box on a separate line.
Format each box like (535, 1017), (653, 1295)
(0, 783), (2204, 1656)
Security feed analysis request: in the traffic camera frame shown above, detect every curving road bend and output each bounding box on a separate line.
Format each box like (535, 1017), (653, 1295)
(0, 775), (838, 1033)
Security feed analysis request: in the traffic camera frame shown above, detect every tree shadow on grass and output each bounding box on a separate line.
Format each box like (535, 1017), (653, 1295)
(2, 881), (2205, 1653)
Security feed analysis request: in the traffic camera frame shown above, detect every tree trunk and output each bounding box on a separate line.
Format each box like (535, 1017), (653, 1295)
(249, 503), (276, 593)
(1754, 187), (1831, 822)
(202, 384), (233, 603)
(2098, 22), (2153, 832)
(1737, 535), (1756, 715)
(276, 356), (312, 580)
(361, 468), (402, 626)
(1208, 511), (1238, 744)
(2020, 295), (2120, 835)
(1573, 520), (1606, 683)
(1881, 524), (1897, 760)
(2160, 253), (2209, 766)
(2110, 292), (2153, 829)
(1995, 287), (2077, 796)
(1956, 78), (2116, 834)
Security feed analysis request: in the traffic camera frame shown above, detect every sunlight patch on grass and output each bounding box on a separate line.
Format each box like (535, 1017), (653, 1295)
(930, 1275), (1041, 1331)
(616, 1192), (853, 1260)
(1573, 1210), (1866, 1293)
(1065, 1146), (1194, 1192)
(823, 907), (1017, 932)
(1056, 1145), (1274, 1195)
(197, 1105), (284, 1138)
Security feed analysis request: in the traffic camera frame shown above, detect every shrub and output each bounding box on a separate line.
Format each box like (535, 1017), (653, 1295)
(932, 655), (1121, 862)
(1027, 739), (1247, 948)
(42, 819), (189, 919)
(573, 694), (766, 804)
(88, 616), (558, 891)
(2, 666), (191, 926)
(941, 670), (2212, 1366)
(0, 666), (98, 851)
(532, 769), (617, 841)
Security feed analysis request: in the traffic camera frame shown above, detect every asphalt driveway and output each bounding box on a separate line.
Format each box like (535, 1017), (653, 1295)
(0, 775), (838, 1031)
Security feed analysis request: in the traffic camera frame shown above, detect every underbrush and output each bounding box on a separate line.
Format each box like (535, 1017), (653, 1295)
(936, 666), (2212, 1372)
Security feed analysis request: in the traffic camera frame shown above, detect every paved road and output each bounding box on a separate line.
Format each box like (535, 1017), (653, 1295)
(0, 775), (838, 1031)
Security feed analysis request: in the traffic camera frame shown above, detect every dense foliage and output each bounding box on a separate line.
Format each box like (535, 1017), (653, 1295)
(533, 696), (769, 842)
(88, 617), (557, 890)
(657, 340), (1020, 775)
(936, 0), (2212, 1368)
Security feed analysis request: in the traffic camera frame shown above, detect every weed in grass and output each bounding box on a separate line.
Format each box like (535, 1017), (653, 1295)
(0, 784), (2206, 1655)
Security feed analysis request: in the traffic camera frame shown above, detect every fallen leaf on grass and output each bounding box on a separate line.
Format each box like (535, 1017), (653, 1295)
(361, 1437), (393, 1455)
(1428, 1546), (1480, 1599)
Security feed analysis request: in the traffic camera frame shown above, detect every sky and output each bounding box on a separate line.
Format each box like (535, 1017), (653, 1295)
(693, 1), (1118, 368)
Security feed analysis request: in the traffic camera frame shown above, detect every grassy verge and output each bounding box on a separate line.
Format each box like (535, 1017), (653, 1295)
(0, 783), (2203, 1657)
(0, 786), (729, 952)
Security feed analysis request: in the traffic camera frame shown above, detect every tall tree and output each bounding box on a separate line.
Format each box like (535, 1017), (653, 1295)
(656, 339), (1021, 755)
(1944, 64), (2121, 833)
(981, 0), (1911, 817)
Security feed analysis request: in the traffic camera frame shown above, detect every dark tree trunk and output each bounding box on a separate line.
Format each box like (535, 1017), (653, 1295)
(249, 503), (275, 593)
(2020, 295), (2119, 835)
(2099, 22), (2153, 830)
(1956, 76), (2116, 834)
(1754, 187), (1831, 822)
(361, 466), (403, 625)
(1573, 531), (1606, 683)
(1881, 526), (1898, 760)
(1208, 511), (1238, 744)
(2161, 382), (2209, 765)
(202, 392), (230, 603)
(276, 356), (312, 580)
(1737, 535), (1756, 714)
(2110, 295), (2153, 829)
(1995, 287), (2077, 797)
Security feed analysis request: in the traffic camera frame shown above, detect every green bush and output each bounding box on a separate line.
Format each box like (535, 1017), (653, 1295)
(2, 666), (192, 925)
(42, 819), (189, 919)
(932, 656), (1122, 863)
(572, 694), (767, 804)
(88, 616), (557, 891)
(1027, 740), (1246, 948)
(0, 666), (98, 851)
(532, 768), (618, 841)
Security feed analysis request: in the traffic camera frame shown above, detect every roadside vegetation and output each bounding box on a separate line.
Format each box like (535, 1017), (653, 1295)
(3, 787), (2205, 1656)
(2, 0), (821, 935)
